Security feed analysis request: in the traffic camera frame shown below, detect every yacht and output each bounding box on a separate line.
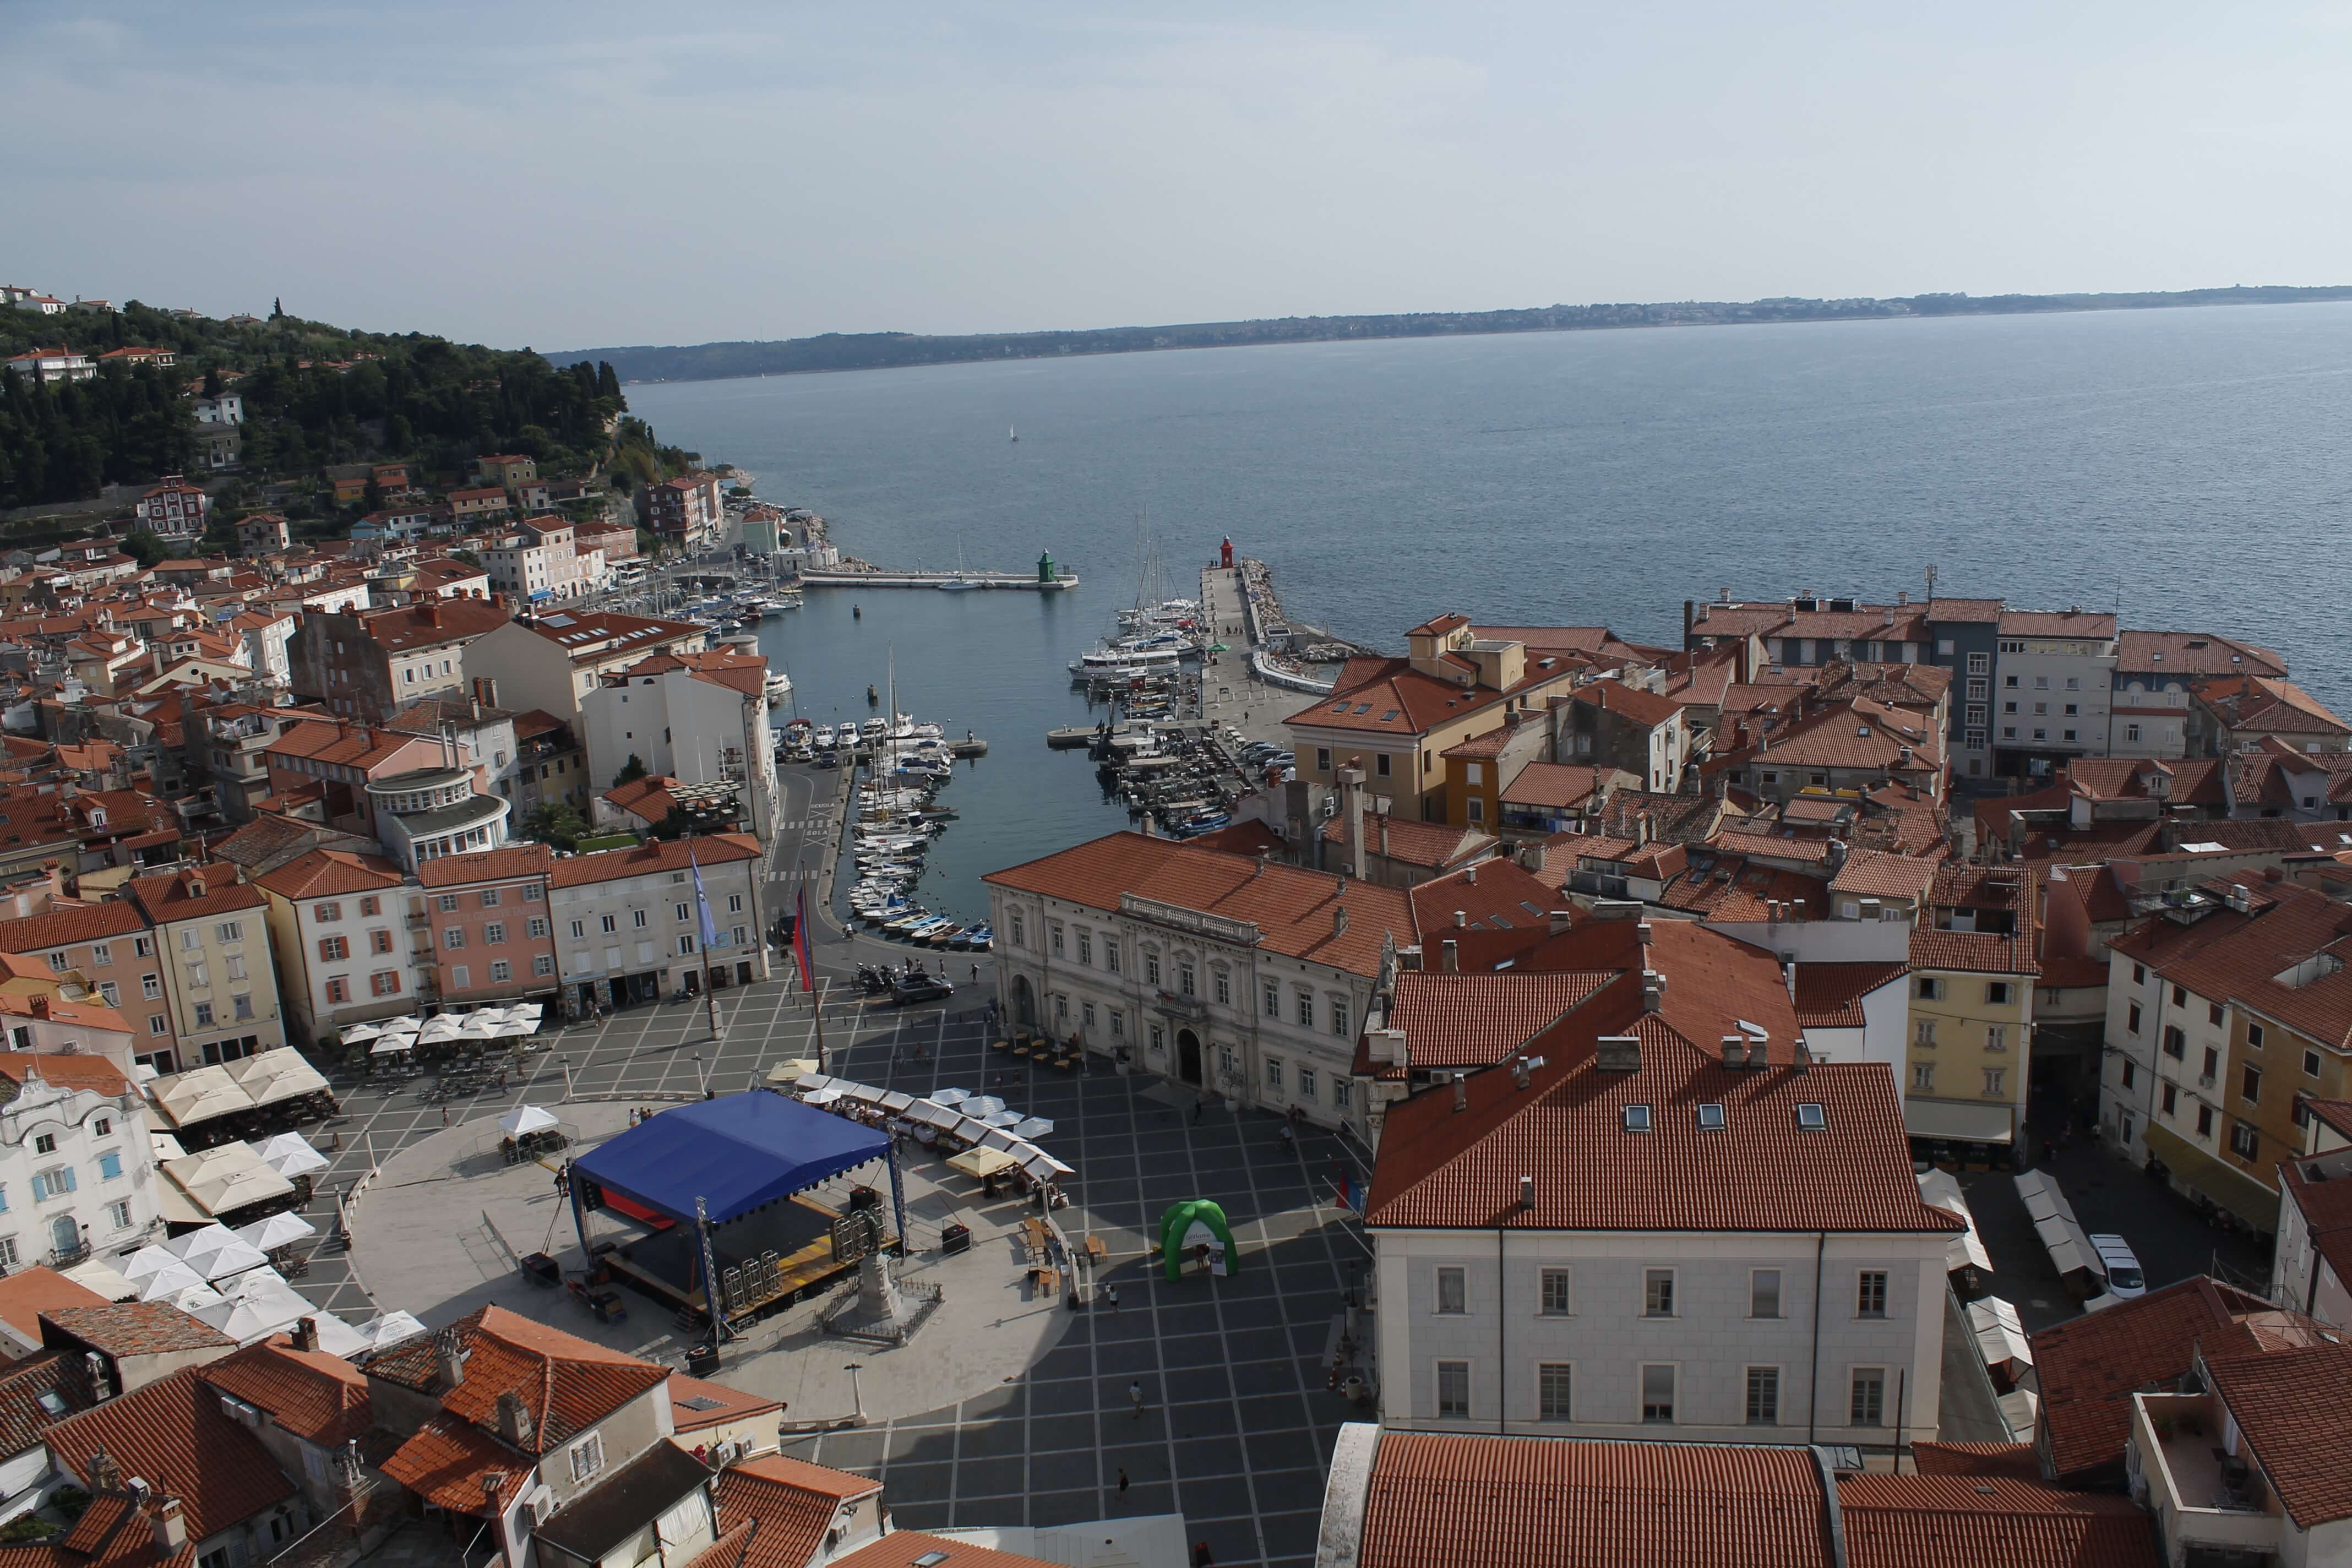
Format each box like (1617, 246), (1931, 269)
(1070, 643), (1186, 679)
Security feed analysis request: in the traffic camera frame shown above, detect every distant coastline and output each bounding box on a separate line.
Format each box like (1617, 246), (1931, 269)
(557, 284), (2352, 386)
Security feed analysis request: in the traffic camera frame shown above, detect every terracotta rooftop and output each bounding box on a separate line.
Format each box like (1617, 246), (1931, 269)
(547, 833), (761, 890)
(201, 1335), (372, 1449)
(2202, 1337), (2352, 1527)
(378, 1413), (532, 1516)
(415, 843), (552, 888)
(1379, 970), (1612, 1075)
(42, 1365), (292, 1542)
(1319, 813), (1495, 870)
(984, 832), (1414, 978)
(667, 1374), (782, 1434)
(2030, 1276), (2275, 1479)
(366, 1304), (668, 1454)
(125, 864), (265, 927)
(825, 1531), (1065, 1568)
(1836, 1474), (2159, 1568)
(43, 1303), (235, 1359)
(254, 847), (405, 901)
(699, 1452), (880, 1568)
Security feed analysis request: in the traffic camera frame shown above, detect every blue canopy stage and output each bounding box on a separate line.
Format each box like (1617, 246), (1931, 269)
(569, 1093), (902, 1336)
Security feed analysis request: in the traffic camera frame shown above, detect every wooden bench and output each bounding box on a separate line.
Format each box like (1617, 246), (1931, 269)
(1032, 1266), (1059, 1297)
(992, 1037), (1012, 1052)
(1083, 1235), (1107, 1261)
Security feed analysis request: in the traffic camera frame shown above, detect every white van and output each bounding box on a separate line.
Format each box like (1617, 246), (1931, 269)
(2089, 1234), (2146, 1298)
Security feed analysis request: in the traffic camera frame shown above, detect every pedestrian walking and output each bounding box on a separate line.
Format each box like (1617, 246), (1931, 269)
(1105, 1284), (1119, 1312)
(1118, 1467), (1130, 1496)
(440, 1106), (449, 1127)
(971, 962), (980, 982)
(1128, 1381), (1145, 1420)
(1278, 1122), (1294, 1152)
(1191, 1097), (1204, 1124)
(1193, 1544), (1215, 1566)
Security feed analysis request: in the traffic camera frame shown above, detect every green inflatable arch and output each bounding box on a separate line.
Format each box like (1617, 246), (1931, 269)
(1158, 1199), (1237, 1280)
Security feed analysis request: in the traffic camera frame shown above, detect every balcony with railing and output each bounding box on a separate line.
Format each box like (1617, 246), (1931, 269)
(2130, 1393), (2281, 1562)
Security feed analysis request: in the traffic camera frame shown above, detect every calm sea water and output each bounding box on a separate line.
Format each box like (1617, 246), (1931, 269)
(640, 304), (2352, 909)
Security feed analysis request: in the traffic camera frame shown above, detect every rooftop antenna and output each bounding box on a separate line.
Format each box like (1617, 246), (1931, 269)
(1922, 564), (1937, 600)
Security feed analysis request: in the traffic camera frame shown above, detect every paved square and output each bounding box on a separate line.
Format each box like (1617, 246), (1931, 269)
(306, 968), (1368, 1568)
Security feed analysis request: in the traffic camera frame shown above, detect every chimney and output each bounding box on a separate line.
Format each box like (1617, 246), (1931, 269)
(146, 1494), (186, 1553)
(1253, 849), (1268, 877)
(1746, 1031), (1769, 1068)
(1380, 819), (1390, 860)
(1794, 1038), (1812, 1072)
(1595, 1034), (1642, 1071)
(1440, 938), (1458, 972)
(495, 1390), (536, 1449)
(1549, 909), (1573, 935)
(1452, 909), (1467, 929)
(1636, 919), (1653, 949)
(1519, 1174), (1534, 1209)
(434, 1329), (467, 1391)
(1722, 1034), (1745, 1068)
(1640, 970), (1664, 1012)
(1451, 1072), (1468, 1113)
(86, 1447), (123, 1492)
(1338, 765), (1366, 877)
(1333, 904), (1348, 938)
(1466, 864), (1478, 885)
(290, 1316), (318, 1354)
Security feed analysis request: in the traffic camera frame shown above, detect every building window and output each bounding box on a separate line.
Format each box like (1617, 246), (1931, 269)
(1435, 1266), (1467, 1315)
(1534, 1267), (1575, 1317)
(314, 901), (342, 922)
(31, 1134), (54, 1157)
(1144, 953), (1161, 987)
(2127, 1002), (2142, 1035)
(1750, 1269), (1781, 1319)
(490, 961), (513, 983)
(674, 903), (692, 924)
(1850, 1369), (1886, 1428)
(1332, 998), (1351, 1037)
(1104, 940), (1120, 973)
(194, 1002), (214, 1027)
(1983, 1068), (2006, 1097)
(1050, 924), (1064, 957)
(2309, 1048), (2325, 1079)
(1746, 1366), (1781, 1426)
(1179, 961), (1196, 997)
(317, 936), (349, 962)
(2197, 1104), (2214, 1137)
(529, 918), (549, 939)
(569, 1433), (604, 1483)
(369, 971), (400, 998)
(1298, 1068), (1317, 1101)
(107, 1200), (132, 1230)
(2120, 1059), (2136, 1090)
(1640, 1364), (1675, 1423)
(1986, 981), (2011, 1005)
(2230, 1122), (2258, 1160)
(1266, 1057), (1284, 1092)
(1856, 1270), (1888, 1319)
(1009, 914), (1025, 948)
(1537, 1363), (1572, 1421)
(534, 954), (555, 976)
(1296, 992), (1314, 1028)
(1075, 930), (1091, 965)
(633, 910), (648, 928)
(1435, 1361), (1470, 1419)
(1642, 1270), (1674, 1318)
(2162, 1025), (2185, 1059)
(142, 974), (161, 999)
(1263, 981), (1279, 1018)
(1914, 977), (1942, 1001)
(1985, 1024), (2007, 1052)
(1333, 1077), (1352, 1111)
(1912, 1064), (1935, 1092)
(484, 922), (507, 945)
(2162, 1082), (2177, 1116)
(2241, 1065), (2262, 1104)
(1914, 1019), (1935, 1049)
(439, 895), (459, 913)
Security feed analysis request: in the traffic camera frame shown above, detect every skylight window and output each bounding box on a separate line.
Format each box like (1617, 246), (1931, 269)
(1696, 1103), (1727, 1131)
(1381, 710), (1399, 722)
(1623, 1105), (1652, 1133)
(1795, 1103), (1827, 1131)
(1331, 702), (1349, 712)
(1353, 703), (1372, 715)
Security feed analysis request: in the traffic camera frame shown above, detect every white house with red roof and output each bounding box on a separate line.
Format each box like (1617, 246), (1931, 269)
(133, 477), (210, 539)
(548, 834), (768, 1011)
(579, 648), (780, 841)
(4, 346), (93, 384)
(1359, 912), (1958, 1450)
(0, 1053), (162, 1270)
(253, 847), (417, 1041)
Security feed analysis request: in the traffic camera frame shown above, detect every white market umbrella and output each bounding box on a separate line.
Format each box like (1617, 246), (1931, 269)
(257, 1134), (329, 1178)
(1013, 1117), (1055, 1140)
(507, 1002), (543, 1022)
(307, 1312), (370, 1358)
(491, 1017), (536, 1038)
(136, 1259), (211, 1301)
(195, 1237), (271, 1282)
(357, 1310), (427, 1349)
(460, 1012), (504, 1040)
(377, 1016), (421, 1036)
(964, 1095), (1006, 1118)
(197, 1295), (304, 1346)
(123, 1244), (189, 1283)
(162, 1223), (240, 1264)
(498, 1106), (559, 1137)
(166, 1281), (226, 1312)
(416, 1016), (465, 1044)
(370, 1037), (412, 1056)
(979, 1109), (1020, 1129)
(931, 1087), (970, 1106)
(237, 1212), (318, 1251)
(794, 1072), (836, 1093)
(803, 1087), (843, 1106)
(338, 1021), (384, 1045)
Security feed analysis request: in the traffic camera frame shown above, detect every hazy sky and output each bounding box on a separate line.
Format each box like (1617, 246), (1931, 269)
(7, 2), (2350, 350)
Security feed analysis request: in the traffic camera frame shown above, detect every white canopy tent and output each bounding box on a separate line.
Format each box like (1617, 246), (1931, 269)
(355, 1309), (427, 1351)
(256, 1134), (329, 1178)
(499, 1106), (560, 1138)
(237, 1212), (319, 1253)
(1917, 1170), (1994, 1273)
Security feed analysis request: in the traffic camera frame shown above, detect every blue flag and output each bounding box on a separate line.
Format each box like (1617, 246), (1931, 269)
(689, 841), (720, 951)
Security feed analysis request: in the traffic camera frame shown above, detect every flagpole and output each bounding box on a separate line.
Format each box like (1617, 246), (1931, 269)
(797, 887), (827, 1072)
(689, 835), (720, 1049)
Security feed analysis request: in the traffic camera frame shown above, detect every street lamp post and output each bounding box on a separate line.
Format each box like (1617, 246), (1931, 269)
(845, 1362), (866, 1425)
(557, 1055), (572, 1102)
(692, 1050), (710, 1097)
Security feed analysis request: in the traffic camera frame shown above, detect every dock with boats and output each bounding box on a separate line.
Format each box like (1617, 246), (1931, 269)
(798, 552), (1080, 593)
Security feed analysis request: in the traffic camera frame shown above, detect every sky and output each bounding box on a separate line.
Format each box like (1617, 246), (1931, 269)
(6, 1), (2351, 352)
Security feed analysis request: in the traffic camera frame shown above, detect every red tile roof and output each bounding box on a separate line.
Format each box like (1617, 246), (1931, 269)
(984, 831), (1414, 978)
(2202, 1338), (2352, 1526)
(254, 847), (405, 900)
(415, 843), (553, 888)
(1836, 1476), (2158, 1568)
(201, 1336), (372, 1448)
(1380, 971), (1611, 1074)
(43, 1304), (235, 1359)
(1404, 858), (1564, 941)
(0, 1349), (93, 1458)
(2110, 881), (2352, 1049)
(1790, 962), (1911, 1028)
(125, 865), (266, 927)
(1285, 652), (1576, 738)
(367, 1305), (668, 1454)
(42, 1366), (291, 1541)
(1357, 1431), (1832, 1568)
(1830, 848), (1939, 902)
(667, 1375), (782, 1435)
(0, 902), (148, 955)
(1319, 814), (1494, 871)
(1905, 1441), (2045, 1479)
(379, 1414), (532, 1516)
(2117, 630), (2288, 678)
(0, 1054), (134, 1098)
(1365, 921), (1956, 1235)
(700, 1453), (881, 1568)
(1567, 678), (1682, 727)
(1909, 928), (2039, 976)
(548, 833), (761, 890)
(1499, 763), (1618, 810)
(2030, 1276), (2274, 1478)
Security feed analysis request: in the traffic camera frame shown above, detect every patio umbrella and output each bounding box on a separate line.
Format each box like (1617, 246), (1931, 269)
(498, 1106), (559, 1137)
(1012, 1117), (1055, 1140)
(803, 1087), (843, 1106)
(161, 1223), (240, 1265)
(122, 1243), (189, 1283)
(196, 1294), (305, 1345)
(307, 1312), (371, 1358)
(416, 1016), (465, 1044)
(357, 1310), (427, 1349)
(338, 1021), (384, 1045)
(257, 1134), (329, 1178)
(979, 1109), (1020, 1129)
(370, 1037), (412, 1056)
(165, 1281), (227, 1313)
(460, 1012), (504, 1040)
(491, 1017), (536, 1038)
(931, 1087), (971, 1106)
(195, 1237), (272, 1282)
(236, 1212), (318, 1252)
(509, 1002), (543, 1022)
(377, 1016), (421, 1036)
(793, 1072), (836, 1093)
(135, 1259), (210, 1300)
(963, 1095), (1006, 1118)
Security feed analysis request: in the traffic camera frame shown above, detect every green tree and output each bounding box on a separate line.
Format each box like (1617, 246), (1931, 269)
(522, 801), (591, 851)
(613, 754), (648, 788)
(121, 529), (168, 567)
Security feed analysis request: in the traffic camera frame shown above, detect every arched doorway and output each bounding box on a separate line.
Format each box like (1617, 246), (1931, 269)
(1012, 976), (1036, 1028)
(1177, 1028), (1203, 1086)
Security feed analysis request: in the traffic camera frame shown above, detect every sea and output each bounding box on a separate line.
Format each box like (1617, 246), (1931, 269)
(628, 302), (2352, 918)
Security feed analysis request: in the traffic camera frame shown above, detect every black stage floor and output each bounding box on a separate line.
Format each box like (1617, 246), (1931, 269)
(614, 1195), (836, 1295)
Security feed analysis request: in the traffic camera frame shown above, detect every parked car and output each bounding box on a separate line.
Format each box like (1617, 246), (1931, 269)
(892, 974), (955, 1006)
(2089, 1233), (2146, 1298)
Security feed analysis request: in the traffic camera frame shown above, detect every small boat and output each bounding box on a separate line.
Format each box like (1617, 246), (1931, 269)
(853, 605), (862, 620)
(814, 726), (836, 749)
(1009, 425), (1018, 443)
(924, 924), (964, 947)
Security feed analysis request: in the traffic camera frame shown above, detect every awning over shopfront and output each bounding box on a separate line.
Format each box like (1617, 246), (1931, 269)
(162, 1144), (297, 1221)
(2144, 1123), (2282, 1231)
(1917, 1169), (1994, 1273)
(1904, 1098), (2017, 1145)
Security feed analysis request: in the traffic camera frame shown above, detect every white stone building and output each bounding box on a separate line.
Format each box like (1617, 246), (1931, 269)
(580, 649), (780, 840)
(481, 518), (586, 605)
(460, 612), (707, 727)
(1358, 914), (1957, 1450)
(0, 1055), (163, 1270)
(548, 835), (769, 1011)
(1992, 609), (2119, 772)
(984, 832), (1416, 1133)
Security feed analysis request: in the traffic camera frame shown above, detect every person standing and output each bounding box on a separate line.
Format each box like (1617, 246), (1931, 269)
(1104, 1283), (1119, 1313)
(1128, 1380), (1145, 1420)
(1117, 1467), (1130, 1496)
